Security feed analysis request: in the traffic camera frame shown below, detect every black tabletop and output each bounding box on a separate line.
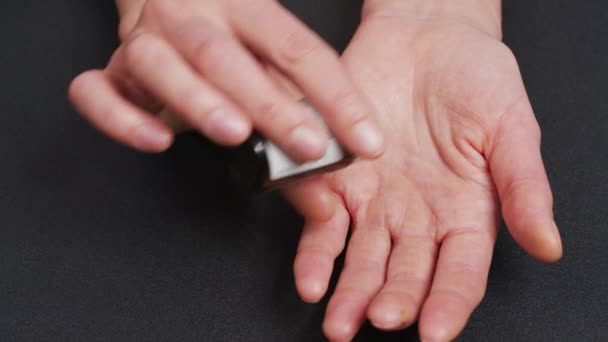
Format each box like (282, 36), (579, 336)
(1, 1), (606, 341)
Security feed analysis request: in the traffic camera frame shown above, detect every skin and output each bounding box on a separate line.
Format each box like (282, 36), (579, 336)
(286, 1), (563, 341)
(69, 0), (385, 162)
(70, 1), (563, 341)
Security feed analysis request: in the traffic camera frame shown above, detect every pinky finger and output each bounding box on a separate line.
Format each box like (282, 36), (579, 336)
(69, 70), (174, 152)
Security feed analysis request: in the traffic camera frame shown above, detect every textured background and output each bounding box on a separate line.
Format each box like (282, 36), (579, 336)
(0, 1), (606, 341)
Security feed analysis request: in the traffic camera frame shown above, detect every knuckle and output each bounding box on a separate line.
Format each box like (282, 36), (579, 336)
(123, 33), (163, 71)
(276, 29), (327, 67)
(191, 32), (231, 73)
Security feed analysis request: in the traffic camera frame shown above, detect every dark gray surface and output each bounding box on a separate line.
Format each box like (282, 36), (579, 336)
(0, 1), (606, 341)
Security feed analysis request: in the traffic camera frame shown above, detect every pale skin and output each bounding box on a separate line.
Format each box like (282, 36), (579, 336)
(70, 0), (385, 162)
(69, 1), (563, 341)
(287, 1), (563, 340)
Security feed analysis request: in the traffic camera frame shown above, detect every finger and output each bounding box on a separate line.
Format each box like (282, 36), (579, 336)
(157, 108), (192, 134)
(116, 0), (146, 40)
(166, 20), (329, 162)
(228, 1), (385, 159)
(367, 235), (437, 331)
(68, 70), (173, 152)
(264, 64), (302, 99)
(293, 201), (350, 303)
(418, 230), (495, 342)
(488, 98), (562, 262)
(121, 33), (252, 146)
(323, 214), (391, 341)
(282, 177), (338, 222)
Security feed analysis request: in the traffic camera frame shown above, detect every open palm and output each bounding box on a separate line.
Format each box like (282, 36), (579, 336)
(286, 14), (562, 342)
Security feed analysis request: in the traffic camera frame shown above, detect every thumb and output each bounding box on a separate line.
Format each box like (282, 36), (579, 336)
(488, 97), (563, 263)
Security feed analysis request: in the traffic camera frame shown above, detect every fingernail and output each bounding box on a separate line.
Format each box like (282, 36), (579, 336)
(134, 123), (173, 151)
(370, 299), (411, 330)
(207, 108), (251, 144)
(324, 308), (357, 342)
(289, 125), (328, 161)
(350, 119), (384, 157)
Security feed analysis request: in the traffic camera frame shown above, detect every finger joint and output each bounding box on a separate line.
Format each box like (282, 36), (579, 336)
(191, 32), (233, 74)
(276, 29), (327, 69)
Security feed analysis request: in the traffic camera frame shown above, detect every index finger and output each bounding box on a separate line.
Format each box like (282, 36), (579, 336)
(227, 1), (385, 159)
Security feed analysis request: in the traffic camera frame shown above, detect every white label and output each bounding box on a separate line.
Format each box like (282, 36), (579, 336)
(265, 101), (346, 181)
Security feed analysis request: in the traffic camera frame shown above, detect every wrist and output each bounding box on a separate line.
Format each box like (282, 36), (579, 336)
(362, 0), (502, 40)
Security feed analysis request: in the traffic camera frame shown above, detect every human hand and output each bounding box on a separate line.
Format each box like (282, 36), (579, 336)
(284, 2), (563, 341)
(68, 0), (385, 162)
